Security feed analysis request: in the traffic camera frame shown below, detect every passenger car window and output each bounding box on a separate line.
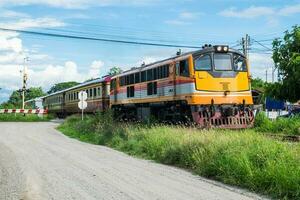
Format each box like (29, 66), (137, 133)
(134, 73), (140, 83)
(194, 55), (212, 70)
(214, 54), (232, 71)
(141, 71), (146, 82)
(127, 86), (134, 98)
(147, 82), (157, 95)
(147, 69), (153, 81)
(233, 55), (247, 71)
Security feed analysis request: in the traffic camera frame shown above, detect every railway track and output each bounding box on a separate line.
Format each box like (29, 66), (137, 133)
(266, 134), (300, 142)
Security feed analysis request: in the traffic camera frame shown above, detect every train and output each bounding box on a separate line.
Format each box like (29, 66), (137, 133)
(42, 45), (254, 128)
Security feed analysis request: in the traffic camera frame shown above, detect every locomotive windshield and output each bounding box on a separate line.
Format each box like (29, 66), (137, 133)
(233, 54), (247, 71)
(214, 54), (232, 71)
(194, 54), (212, 70)
(194, 52), (247, 72)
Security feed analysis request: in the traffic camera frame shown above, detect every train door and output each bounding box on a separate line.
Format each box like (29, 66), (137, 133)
(175, 59), (190, 96)
(102, 83), (108, 111)
(110, 78), (118, 104)
(169, 63), (176, 99)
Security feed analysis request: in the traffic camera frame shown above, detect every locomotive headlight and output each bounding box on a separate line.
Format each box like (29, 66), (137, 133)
(214, 45), (229, 52)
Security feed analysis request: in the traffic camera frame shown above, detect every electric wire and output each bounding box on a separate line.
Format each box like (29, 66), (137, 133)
(0, 27), (202, 49)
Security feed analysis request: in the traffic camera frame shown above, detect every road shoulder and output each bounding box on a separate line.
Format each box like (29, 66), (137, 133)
(0, 142), (26, 200)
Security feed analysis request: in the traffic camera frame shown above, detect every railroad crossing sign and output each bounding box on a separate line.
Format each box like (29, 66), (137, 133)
(78, 91), (87, 101)
(78, 101), (87, 110)
(78, 91), (87, 120)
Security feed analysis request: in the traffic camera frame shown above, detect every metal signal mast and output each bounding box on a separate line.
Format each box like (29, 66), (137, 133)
(21, 57), (29, 110)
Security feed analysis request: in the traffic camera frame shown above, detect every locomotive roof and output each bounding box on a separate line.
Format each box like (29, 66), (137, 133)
(42, 77), (109, 99)
(112, 47), (244, 78)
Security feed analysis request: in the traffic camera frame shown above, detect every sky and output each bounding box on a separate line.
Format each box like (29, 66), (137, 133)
(0, 0), (300, 102)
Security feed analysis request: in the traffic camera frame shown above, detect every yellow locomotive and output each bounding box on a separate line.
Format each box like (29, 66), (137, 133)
(43, 45), (254, 128)
(110, 45), (254, 128)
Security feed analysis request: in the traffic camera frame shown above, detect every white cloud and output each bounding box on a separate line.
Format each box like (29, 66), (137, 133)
(278, 4), (300, 16)
(138, 56), (158, 65)
(0, 0), (159, 9)
(0, 15), (67, 102)
(0, 52), (23, 63)
(249, 53), (275, 80)
(165, 11), (202, 25)
(0, 9), (30, 18)
(220, 4), (300, 19)
(88, 60), (104, 78)
(179, 11), (203, 19)
(165, 20), (189, 25)
(0, 34), (22, 52)
(219, 6), (274, 18)
(28, 62), (85, 87)
(0, 61), (106, 102)
(0, 17), (65, 30)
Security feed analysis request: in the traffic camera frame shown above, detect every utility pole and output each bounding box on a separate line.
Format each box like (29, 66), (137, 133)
(22, 57), (29, 110)
(242, 34), (250, 59)
(265, 69), (268, 83)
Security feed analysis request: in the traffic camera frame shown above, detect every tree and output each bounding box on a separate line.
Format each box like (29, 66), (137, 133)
(108, 66), (122, 76)
(47, 81), (79, 94)
(1, 87), (45, 108)
(251, 78), (266, 91)
(272, 25), (300, 102)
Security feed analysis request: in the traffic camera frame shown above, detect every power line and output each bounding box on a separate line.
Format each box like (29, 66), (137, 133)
(67, 22), (231, 38)
(43, 27), (202, 44)
(252, 38), (273, 51)
(39, 27), (236, 45)
(0, 27), (202, 49)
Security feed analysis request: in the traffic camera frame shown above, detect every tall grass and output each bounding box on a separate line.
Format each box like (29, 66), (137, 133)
(0, 114), (53, 122)
(58, 113), (300, 200)
(255, 112), (300, 135)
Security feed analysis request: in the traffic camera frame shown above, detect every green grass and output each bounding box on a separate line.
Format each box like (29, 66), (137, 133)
(58, 113), (300, 200)
(255, 112), (300, 135)
(0, 114), (53, 122)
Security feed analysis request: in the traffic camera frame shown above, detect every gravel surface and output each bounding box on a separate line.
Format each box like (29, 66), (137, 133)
(0, 122), (266, 200)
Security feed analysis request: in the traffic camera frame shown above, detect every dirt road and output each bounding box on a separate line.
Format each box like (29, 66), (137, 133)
(0, 122), (264, 200)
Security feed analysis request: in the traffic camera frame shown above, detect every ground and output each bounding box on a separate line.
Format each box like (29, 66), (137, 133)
(0, 122), (266, 200)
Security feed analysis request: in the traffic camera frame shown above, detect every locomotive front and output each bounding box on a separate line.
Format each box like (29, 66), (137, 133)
(188, 45), (254, 128)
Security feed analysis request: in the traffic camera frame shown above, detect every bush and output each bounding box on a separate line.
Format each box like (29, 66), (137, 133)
(254, 112), (300, 135)
(58, 114), (300, 200)
(0, 113), (53, 122)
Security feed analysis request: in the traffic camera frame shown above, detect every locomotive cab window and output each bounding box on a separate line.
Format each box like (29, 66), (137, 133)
(179, 60), (189, 77)
(214, 54), (232, 71)
(194, 54), (212, 70)
(233, 54), (247, 71)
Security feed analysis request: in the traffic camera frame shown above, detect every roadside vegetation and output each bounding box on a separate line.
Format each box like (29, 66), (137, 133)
(255, 112), (300, 135)
(0, 114), (53, 122)
(58, 112), (300, 200)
